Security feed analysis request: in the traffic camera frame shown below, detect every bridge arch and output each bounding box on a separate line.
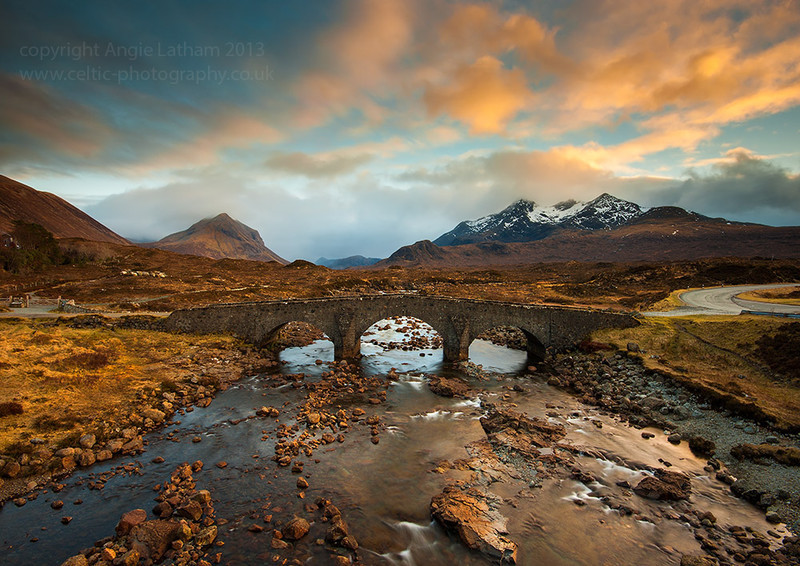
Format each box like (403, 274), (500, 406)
(356, 315), (445, 348)
(470, 325), (547, 362)
(467, 315), (550, 362)
(251, 315), (338, 350)
(359, 315), (443, 354)
(262, 320), (332, 353)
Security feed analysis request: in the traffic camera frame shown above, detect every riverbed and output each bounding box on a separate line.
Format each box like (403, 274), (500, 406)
(0, 318), (787, 565)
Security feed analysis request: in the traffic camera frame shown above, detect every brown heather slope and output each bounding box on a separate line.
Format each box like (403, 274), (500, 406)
(4, 235), (798, 313)
(375, 209), (800, 268)
(0, 175), (129, 245)
(145, 213), (287, 264)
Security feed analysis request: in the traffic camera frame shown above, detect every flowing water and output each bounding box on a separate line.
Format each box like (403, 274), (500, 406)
(0, 318), (785, 565)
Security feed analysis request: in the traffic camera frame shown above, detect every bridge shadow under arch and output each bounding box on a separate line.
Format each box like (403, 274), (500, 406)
(266, 321), (331, 350)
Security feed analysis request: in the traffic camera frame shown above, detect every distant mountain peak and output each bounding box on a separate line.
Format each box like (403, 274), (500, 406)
(316, 255), (381, 269)
(147, 214), (286, 263)
(434, 193), (644, 246)
(508, 198), (536, 209)
(386, 239), (446, 263)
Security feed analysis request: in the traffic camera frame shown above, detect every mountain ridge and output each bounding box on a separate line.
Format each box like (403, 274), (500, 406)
(0, 175), (129, 245)
(434, 193), (645, 246)
(316, 255), (381, 269)
(375, 197), (798, 268)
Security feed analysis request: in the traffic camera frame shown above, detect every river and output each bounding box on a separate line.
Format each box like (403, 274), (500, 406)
(0, 318), (783, 565)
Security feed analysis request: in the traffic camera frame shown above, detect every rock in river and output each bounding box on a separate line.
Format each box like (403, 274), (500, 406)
(116, 509), (147, 536)
(428, 376), (471, 398)
(282, 517), (310, 541)
(430, 484), (517, 563)
(633, 468), (691, 501)
(129, 520), (181, 561)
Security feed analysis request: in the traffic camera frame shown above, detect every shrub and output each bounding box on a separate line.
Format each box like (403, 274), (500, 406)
(0, 401), (24, 417)
(59, 348), (117, 370)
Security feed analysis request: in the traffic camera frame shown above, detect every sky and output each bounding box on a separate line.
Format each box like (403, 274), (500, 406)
(2, 0), (800, 260)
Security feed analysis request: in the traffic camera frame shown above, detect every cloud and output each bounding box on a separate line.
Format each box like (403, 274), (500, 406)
(0, 72), (284, 177)
(265, 151), (372, 178)
(292, 0), (415, 128)
(0, 73), (112, 165)
(324, 0), (413, 85)
(264, 136), (411, 178)
(10, 0), (800, 180)
(131, 110), (283, 173)
(424, 56), (532, 134)
(650, 151), (800, 225)
(533, 0), (800, 157)
(437, 3), (564, 71)
(394, 147), (680, 229)
(682, 147), (795, 169)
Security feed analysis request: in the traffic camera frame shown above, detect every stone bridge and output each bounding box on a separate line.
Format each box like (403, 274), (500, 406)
(164, 294), (638, 362)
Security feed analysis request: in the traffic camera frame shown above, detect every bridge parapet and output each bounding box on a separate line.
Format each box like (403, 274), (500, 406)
(164, 295), (638, 362)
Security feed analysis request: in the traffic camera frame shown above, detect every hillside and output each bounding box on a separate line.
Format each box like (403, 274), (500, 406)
(0, 175), (129, 245)
(376, 214), (800, 268)
(145, 213), (287, 264)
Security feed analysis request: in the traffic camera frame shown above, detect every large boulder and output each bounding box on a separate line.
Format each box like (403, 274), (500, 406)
(176, 500), (203, 521)
(60, 555), (88, 566)
(79, 433), (96, 449)
(77, 451), (96, 467)
(116, 509), (147, 536)
(2, 461), (21, 478)
(428, 376), (471, 398)
(430, 485), (517, 563)
(141, 408), (166, 424)
(634, 469), (691, 501)
(282, 517), (310, 541)
(195, 525), (218, 546)
(688, 436), (716, 458)
(129, 520), (181, 561)
(480, 406), (565, 448)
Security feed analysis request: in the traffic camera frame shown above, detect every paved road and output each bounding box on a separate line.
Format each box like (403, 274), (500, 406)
(646, 283), (800, 316)
(0, 305), (168, 319)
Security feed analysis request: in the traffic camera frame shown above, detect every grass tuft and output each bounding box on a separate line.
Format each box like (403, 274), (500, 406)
(0, 401), (24, 417)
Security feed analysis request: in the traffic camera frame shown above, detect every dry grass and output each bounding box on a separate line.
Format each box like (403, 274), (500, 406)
(0, 318), (240, 454)
(3, 247), (796, 314)
(645, 288), (691, 312)
(738, 286), (800, 305)
(594, 316), (800, 429)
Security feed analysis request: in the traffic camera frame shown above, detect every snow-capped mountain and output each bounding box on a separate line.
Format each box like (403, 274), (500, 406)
(433, 193), (645, 246)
